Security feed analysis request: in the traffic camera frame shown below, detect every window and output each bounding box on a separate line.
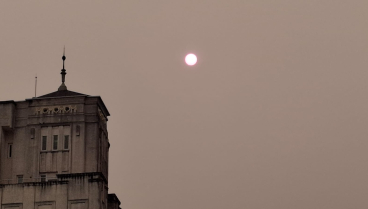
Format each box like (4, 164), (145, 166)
(8, 144), (13, 158)
(53, 135), (58, 150)
(76, 125), (80, 136)
(30, 128), (35, 139)
(41, 136), (47, 150)
(40, 174), (46, 182)
(17, 175), (23, 183)
(64, 135), (69, 150)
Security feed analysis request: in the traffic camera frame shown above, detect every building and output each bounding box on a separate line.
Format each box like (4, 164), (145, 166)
(0, 53), (121, 209)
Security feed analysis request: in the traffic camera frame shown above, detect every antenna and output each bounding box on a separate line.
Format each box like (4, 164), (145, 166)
(35, 74), (37, 97)
(58, 47), (67, 91)
(63, 46), (65, 70)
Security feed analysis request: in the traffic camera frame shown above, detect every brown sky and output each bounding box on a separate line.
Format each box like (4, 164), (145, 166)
(1, 1), (368, 208)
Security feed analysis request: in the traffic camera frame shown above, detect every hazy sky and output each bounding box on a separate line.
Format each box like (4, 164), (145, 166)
(1, 1), (368, 208)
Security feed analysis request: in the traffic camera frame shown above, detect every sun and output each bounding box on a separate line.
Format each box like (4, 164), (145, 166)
(185, 53), (197, 66)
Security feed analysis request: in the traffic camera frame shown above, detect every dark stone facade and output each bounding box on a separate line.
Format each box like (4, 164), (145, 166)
(0, 74), (121, 208)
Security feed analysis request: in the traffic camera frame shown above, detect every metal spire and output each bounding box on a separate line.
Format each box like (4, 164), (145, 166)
(58, 47), (67, 91)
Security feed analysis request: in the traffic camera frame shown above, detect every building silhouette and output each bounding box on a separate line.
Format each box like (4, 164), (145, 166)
(0, 53), (121, 209)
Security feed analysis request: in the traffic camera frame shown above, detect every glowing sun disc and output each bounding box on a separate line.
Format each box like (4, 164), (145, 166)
(185, 53), (197, 66)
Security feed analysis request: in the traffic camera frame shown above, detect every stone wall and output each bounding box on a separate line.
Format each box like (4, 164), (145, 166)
(0, 174), (105, 209)
(0, 94), (119, 209)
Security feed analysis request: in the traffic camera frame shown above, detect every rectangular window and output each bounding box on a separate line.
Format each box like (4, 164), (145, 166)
(53, 135), (58, 150)
(64, 135), (69, 150)
(40, 174), (46, 182)
(76, 125), (80, 136)
(41, 136), (47, 151)
(17, 175), (23, 183)
(30, 128), (35, 139)
(8, 144), (13, 158)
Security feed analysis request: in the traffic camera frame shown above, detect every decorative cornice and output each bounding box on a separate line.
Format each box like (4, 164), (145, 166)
(57, 172), (107, 184)
(0, 181), (69, 187)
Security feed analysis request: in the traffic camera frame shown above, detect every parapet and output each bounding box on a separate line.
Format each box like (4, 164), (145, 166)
(0, 101), (15, 129)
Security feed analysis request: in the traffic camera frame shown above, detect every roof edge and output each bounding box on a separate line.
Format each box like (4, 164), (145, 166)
(28, 95), (87, 101)
(0, 100), (16, 104)
(88, 96), (110, 117)
(36, 90), (88, 99)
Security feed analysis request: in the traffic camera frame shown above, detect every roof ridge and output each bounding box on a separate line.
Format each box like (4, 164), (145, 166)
(37, 90), (88, 98)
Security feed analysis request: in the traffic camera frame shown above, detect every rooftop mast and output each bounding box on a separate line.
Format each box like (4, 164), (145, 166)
(58, 47), (67, 91)
(35, 74), (37, 97)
